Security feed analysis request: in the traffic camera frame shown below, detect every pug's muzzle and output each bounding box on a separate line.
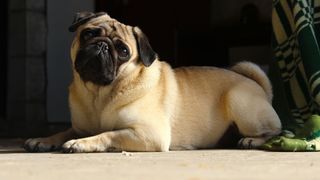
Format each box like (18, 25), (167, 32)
(75, 38), (116, 85)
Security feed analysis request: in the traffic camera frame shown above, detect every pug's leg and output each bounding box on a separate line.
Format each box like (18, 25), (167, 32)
(227, 93), (282, 149)
(24, 128), (78, 152)
(62, 128), (169, 153)
(236, 101), (281, 149)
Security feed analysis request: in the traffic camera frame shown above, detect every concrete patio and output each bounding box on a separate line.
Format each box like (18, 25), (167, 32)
(0, 139), (319, 180)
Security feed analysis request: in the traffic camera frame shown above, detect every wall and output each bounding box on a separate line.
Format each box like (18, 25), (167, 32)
(0, 0), (8, 123)
(47, 0), (94, 122)
(6, 0), (47, 136)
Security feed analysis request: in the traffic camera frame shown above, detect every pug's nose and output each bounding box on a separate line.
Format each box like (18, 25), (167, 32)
(97, 41), (109, 53)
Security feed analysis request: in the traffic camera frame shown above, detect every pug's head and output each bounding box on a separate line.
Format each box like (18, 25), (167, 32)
(69, 12), (157, 86)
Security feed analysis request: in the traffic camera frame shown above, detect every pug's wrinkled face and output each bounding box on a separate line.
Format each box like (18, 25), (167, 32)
(69, 12), (157, 86)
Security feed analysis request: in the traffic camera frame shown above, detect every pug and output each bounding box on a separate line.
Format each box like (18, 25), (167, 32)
(24, 12), (281, 153)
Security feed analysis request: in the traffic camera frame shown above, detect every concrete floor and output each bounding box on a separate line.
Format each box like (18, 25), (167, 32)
(0, 139), (320, 180)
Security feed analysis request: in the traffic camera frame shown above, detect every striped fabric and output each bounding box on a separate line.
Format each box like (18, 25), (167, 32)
(273, 0), (320, 125)
(263, 0), (320, 151)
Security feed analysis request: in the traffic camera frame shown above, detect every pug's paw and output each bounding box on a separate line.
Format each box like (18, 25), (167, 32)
(62, 138), (107, 153)
(237, 137), (266, 149)
(24, 138), (60, 152)
(61, 139), (85, 153)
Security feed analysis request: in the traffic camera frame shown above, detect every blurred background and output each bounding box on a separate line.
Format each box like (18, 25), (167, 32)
(0, 0), (272, 137)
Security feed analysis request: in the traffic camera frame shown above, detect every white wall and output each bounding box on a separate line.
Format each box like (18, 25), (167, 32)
(47, 0), (94, 122)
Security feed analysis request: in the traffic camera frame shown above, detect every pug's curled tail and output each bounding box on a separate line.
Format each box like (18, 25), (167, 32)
(231, 61), (273, 103)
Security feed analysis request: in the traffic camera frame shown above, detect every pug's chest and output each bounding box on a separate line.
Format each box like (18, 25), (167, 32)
(72, 87), (140, 135)
(77, 104), (135, 134)
(72, 106), (118, 135)
(99, 105), (139, 131)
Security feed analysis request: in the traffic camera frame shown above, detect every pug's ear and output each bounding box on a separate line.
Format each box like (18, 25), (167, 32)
(133, 27), (158, 67)
(68, 12), (106, 32)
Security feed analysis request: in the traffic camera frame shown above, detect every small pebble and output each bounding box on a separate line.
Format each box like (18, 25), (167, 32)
(122, 151), (132, 156)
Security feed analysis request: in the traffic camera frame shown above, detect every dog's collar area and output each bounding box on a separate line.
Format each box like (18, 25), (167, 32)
(69, 12), (106, 32)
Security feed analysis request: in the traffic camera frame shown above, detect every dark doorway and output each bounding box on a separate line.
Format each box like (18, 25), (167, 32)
(95, 0), (272, 69)
(95, 0), (219, 68)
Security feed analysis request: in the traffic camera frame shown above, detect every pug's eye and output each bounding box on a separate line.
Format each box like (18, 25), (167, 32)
(81, 28), (100, 41)
(115, 40), (130, 60)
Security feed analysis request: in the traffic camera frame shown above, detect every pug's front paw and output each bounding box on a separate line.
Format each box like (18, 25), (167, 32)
(62, 138), (107, 153)
(24, 138), (60, 152)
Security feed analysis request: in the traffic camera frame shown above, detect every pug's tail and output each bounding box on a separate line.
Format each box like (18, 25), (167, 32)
(231, 61), (273, 103)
